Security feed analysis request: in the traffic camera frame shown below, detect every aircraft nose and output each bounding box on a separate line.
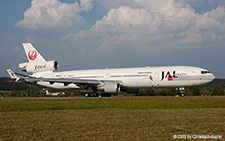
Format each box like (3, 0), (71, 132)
(209, 73), (215, 81)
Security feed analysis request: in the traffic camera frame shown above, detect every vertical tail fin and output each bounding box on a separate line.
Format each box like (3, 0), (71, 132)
(22, 43), (46, 63)
(45, 90), (50, 95)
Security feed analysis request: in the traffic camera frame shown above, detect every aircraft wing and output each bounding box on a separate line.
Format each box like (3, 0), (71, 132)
(26, 77), (123, 86)
(7, 69), (123, 89)
(26, 77), (101, 86)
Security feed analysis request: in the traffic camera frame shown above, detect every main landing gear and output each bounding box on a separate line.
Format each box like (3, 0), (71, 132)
(84, 86), (112, 97)
(84, 93), (99, 97)
(84, 86), (100, 97)
(84, 93), (111, 97)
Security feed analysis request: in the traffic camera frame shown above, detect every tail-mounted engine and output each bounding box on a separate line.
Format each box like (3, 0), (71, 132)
(19, 61), (59, 73)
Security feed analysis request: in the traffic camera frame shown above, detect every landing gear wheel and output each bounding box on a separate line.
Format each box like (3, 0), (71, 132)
(85, 93), (89, 97)
(85, 93), (99, 97)
(179, 87), (185, 97)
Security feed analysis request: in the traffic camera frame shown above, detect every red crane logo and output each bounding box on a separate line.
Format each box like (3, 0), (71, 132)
(28, 50), (37, 61)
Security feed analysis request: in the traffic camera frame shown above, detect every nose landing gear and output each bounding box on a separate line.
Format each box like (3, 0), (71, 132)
(175, 87), (185, 97)
(179, 87), (185, 97)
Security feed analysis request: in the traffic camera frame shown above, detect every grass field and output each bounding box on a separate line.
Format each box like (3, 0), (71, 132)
(1, 97), (225, 140)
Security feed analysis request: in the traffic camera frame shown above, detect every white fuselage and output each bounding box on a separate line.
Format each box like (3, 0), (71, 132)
(34, 66), (215, 90)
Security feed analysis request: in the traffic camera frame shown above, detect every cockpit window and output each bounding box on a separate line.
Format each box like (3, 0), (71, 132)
(201, 71), (210, 74)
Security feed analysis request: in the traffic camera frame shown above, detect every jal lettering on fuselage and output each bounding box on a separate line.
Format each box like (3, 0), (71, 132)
(161, 71), (178, 81)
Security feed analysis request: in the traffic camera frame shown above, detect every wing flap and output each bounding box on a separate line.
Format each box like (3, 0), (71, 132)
(26, 78), (101, 85)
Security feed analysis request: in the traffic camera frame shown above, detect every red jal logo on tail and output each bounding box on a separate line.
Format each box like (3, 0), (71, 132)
(28, 50), (37, 60)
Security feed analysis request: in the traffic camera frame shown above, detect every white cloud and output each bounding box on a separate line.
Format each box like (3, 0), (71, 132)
(65, 0), (225, 52)
(176, 30), (202, 45)
(15, 0), (93, 29)
(80, 0), (93, 12)
(94, 0), (135, 10)
(196, 6), (225, 29)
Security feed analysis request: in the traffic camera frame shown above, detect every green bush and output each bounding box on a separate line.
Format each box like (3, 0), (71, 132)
(212, 85), (225, 96)
(192, 88), (201, 96)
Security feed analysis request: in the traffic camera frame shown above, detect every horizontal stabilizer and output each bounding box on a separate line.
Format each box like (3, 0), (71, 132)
(6, 69), (20, 81)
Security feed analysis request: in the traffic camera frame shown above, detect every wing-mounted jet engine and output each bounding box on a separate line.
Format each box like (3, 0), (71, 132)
(99, 82), (120, 93)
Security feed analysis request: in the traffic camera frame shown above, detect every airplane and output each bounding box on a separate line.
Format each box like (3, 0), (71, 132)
(44, 89), (64, 96)
(7, 43), (215, 97)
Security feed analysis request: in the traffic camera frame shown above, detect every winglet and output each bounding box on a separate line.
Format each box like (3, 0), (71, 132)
(6, 69), (20, 81)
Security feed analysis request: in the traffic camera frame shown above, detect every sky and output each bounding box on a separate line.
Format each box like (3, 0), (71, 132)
(0, 0), (225, 78)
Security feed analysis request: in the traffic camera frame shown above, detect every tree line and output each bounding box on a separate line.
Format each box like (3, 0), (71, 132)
(0, 77), (225, 97)
(137, 85), (225, 96)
